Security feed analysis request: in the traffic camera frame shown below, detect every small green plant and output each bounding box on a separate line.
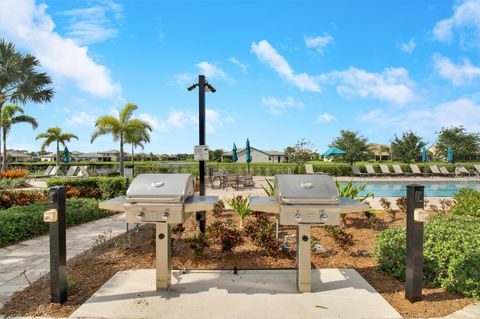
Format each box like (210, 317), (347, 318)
(336, 180), (374, 202)
(225, 195), (251, 228)
(325, 226), (354, 251)
(67, 277), (78, 295)
(244, 212), (279, 256)
(451, 188), (480, 218)
(379, 197), (396, 220)
(212, 199), (225, 218)
(207, 220), (244, 252)
(396, 197), (407, 214)
(187, 232), (209, 260)
(261, 178), (275, 197)
(171, 224), (185, 235)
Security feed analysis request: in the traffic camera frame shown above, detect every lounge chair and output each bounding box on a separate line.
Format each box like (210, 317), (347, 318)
(49, 165), (60, 176)
(379, 165), (392, 176)
(365, 165), (381, 176)
(439, 166), (455, 177)
(392, 165), (412, 176)
(455, 166), (470, 177)
(429, 165), (443, 176)
(410, 164), (431, 177)
(351, 165), (367, 176)
(473, 165), (480, 177)
(76, 166), (90, 177)
(29, 165), (53, 178)
(65, 166), (78, 177)
(305, 164), (315, 174)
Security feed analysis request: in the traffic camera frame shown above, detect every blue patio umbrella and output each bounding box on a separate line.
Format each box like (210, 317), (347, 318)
(422, 147), (427, 162)
(322, 147), (346, 156)
(63, 146), (70, 163)
(447, 146), (454, 163)
(246, 138), (252, 173)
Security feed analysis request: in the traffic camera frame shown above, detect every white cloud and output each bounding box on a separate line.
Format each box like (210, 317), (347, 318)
(321, 67), (416, 105)
(434, 54), (480, 85)
(66, 111), (96, 127)
(304, 33), (334, 53)
(228, 57), (247, 73)
(316, 113), (335, 123)
(0, 0), (120, 98)
(165, 108), (226, 133)
(60, 1), (123, 45)
(138, 113), (168, 132)
(167, 111), (195, 129)
(360, 97), (480, 134)
(433, 0), (480, 48)
(400, 38), (416, 53)
(175, 72), (195, 85)
(195, 61), (227, 79)
(251, 40), (321, 92)
(261, 96), (304, 116)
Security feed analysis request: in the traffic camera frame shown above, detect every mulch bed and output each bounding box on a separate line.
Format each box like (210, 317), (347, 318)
(0, 210), (473, 318)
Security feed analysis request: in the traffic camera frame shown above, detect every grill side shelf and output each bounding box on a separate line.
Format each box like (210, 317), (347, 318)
(338, 198), (370, 214)
(249, 197), (279, 213)
(99, 196), (127, 212)
(184, 196), (218, 212)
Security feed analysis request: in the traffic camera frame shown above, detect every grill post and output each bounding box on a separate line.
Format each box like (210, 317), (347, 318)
(405, 184), (425, 302)
(47, 186), (67, 304)
(296, 224), (311, 293)
(156, 222), (171, 290)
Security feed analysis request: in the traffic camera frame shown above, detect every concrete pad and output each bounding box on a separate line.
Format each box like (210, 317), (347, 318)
(71, 269), (401, 319)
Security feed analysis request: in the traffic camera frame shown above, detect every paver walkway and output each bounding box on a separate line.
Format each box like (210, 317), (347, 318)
(0, 213), (126, 308)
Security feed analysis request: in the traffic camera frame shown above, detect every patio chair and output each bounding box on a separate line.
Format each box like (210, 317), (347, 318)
(439, 166), (455, 177)
(410, 164), (431, 177)
(379, 164), (392, 176)
(455, 166), (470, 177)
(305, 164), (315, 174)
(392, 165), (412, 176)
(429, 165), (443, 176)
(243, 174), (255, 188)
(351, 165), (367, 176)
(226, 175), (241, 190)
(29, 165), (53, 178)
(365, 165), (381, 176)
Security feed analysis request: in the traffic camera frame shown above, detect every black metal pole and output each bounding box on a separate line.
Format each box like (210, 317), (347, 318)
(198, 75), (206, 233)
(48, 186), (67, 304)
(405, 184), (425, 303)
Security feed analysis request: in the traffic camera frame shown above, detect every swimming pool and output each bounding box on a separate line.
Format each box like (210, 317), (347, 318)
(340, 181), (480, 197)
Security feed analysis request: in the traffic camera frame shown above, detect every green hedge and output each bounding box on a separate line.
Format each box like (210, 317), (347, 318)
(373, 214), (480, 298)
(452, 188), (480, 218)
(47, 177), (127, 199)
(0, 199), (115, 246)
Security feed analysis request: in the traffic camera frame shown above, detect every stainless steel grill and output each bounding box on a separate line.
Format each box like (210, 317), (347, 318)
(99, 174), (217, 290)
(250, 174), (369, 293)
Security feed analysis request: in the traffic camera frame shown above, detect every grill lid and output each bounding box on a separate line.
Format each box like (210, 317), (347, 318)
(275, 174), (339, 204)
(126, 174), (193, 203)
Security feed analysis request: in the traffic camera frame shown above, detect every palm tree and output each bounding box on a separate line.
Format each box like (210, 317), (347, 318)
(1, 105), (38, 169)
(124, 121), (152, 168)
(35, 127), (78, 166)
(0, 39), (54, 170)
(91, 103), (152, 176)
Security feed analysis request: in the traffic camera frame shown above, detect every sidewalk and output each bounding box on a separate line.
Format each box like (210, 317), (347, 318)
(0, 213), (126, 308)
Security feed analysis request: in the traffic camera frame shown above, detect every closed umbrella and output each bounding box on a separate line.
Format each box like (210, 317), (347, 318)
(232, 143), (238, 173)
(422, 147), (427, 162)
(246, 138), (252, 174)
(63, 146), (70, 163)
(447, 146), (454, 163)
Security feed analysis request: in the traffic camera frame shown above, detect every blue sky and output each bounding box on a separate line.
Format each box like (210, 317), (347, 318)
(1, 0), (480, 154)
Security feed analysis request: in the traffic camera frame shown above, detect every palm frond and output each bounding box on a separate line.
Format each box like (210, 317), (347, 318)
(119, 103), (138, 124)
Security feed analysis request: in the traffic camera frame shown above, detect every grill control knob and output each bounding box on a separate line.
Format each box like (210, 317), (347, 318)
(137, 212), (145, 219)
(294, 213), (302, 222)
(162, 212), (170, 220)
(320, 213), (328, 222)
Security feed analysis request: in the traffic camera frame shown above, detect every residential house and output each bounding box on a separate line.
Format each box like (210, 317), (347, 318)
(39, 153), (56, 162)
(369, 144), (391, 161)
(222, 147), (287, 163)
(1, 151), (32, 162)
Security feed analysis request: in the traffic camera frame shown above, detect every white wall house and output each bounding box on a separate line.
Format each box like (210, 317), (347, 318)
(1, 151), (32, 162)
(222, 147), (287, 163)
(40, 153), (56, 162)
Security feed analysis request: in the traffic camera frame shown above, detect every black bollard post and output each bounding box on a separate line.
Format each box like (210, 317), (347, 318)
(44, 186), (67, 304)
(405, 184), (425, 302)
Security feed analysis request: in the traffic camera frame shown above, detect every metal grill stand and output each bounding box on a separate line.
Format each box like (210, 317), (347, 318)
(297, 224), (311, 293)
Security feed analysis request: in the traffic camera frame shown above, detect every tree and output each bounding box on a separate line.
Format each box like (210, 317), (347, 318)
(35, 127), (78, 165)
(209, 149), (224, 162)
(91, 103), (149, 176)
(329, 130), (370, 164)
(285, 138), (316, 166)
(1, 105), (38, 169)
(390, 131), (426, 163)
(436, 126), (480, 162)
(124, 120), (153, 167)
(0, 39), (53, 170)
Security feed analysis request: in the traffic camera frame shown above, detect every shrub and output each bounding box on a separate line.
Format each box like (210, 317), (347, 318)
(396, 197), (407, 214)
(451, 188), (480, 218)
(186, 232), (209, 260)
(225, 195), (251, 228)
(0, 199), (114, 246)
(0, 190), (47, 210)
(379, 197), (395, 220)
(325, 226), (355, 250)
(244, 212), (279, 256)
(207, 220), (244, 252)
(0, 168), (29, 179)
(0, 178), (28, 190)
(47, 177), (127, 199)
(373, 214), (480, 298)
(212, 200), (225, 218)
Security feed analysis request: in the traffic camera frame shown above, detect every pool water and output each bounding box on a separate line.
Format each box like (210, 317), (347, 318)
(341, 181), (480, 197)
